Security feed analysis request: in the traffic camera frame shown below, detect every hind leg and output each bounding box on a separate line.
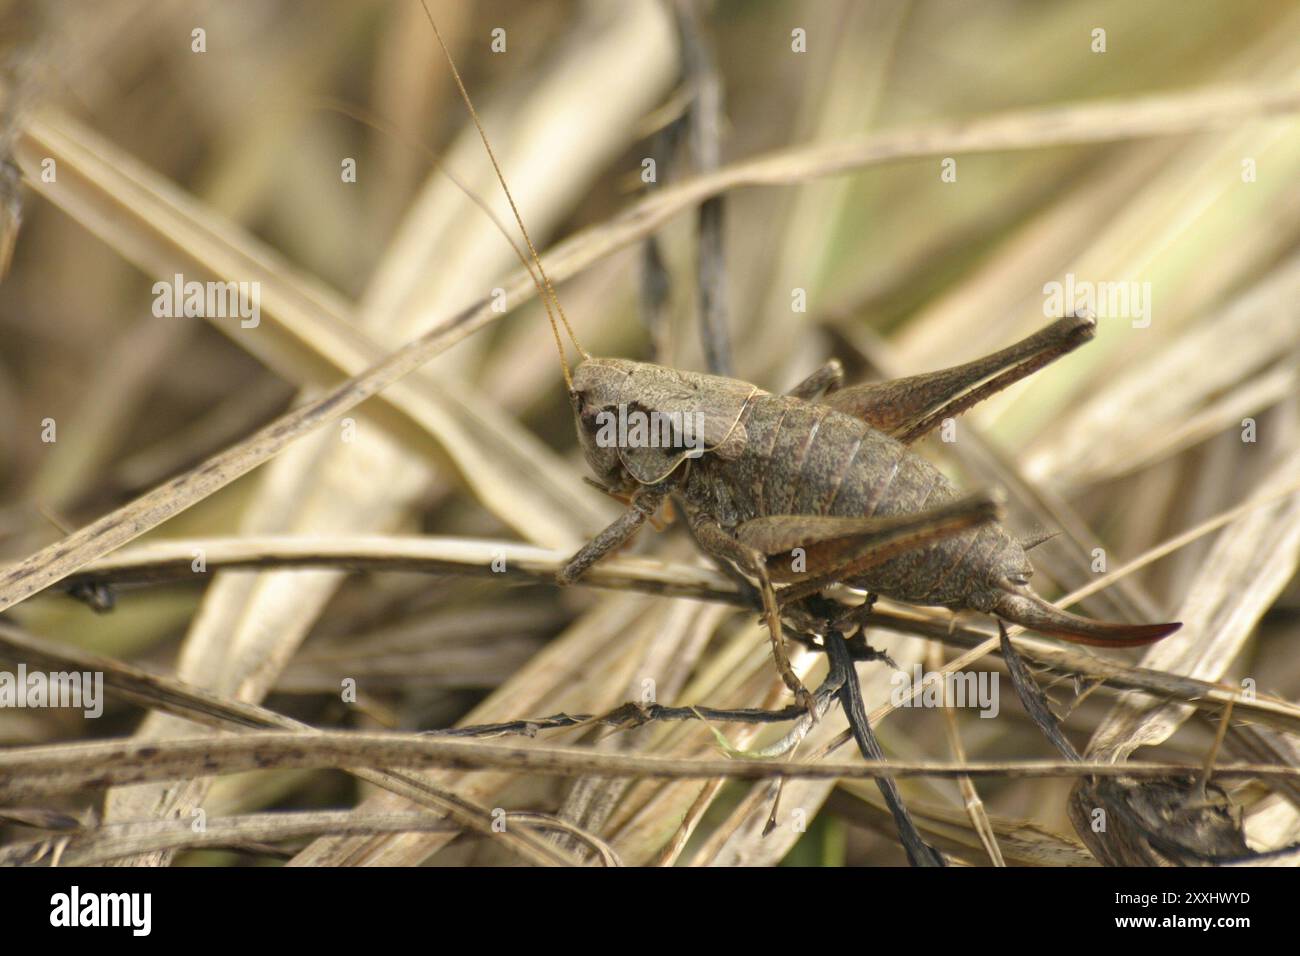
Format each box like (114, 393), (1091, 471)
(785, 359), (844, 400)
(823, 314), (1095, 443)
(690, 513), (815, 715)
(734, 490), (1005, 606)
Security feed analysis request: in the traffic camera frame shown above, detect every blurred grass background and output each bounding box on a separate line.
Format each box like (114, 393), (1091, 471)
(0, 0), (1298, 866)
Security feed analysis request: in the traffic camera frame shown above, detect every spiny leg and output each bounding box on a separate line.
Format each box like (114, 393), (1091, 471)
(734, 491), (1002, 568)
(556, 487), (669, 586)
(690, 513), (815, 715)
(823, 313), (1095, 442)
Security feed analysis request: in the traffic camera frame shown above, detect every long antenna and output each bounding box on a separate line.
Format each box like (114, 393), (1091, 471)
(307, 94), (565, 338)
(418, 0), (590, 390)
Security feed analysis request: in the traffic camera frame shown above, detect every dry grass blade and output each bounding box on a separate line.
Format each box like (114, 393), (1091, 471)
(0, 810), (460, 867)
(0, 621), (579, 867)
(66, 534), (739, 602)
(711, 82), (1300, 189)
(15, 109), (610, 547)
(49, 527), (1300, 740)
(1024, 253), (1300, 485)
(0, 299), (483, 614)
(2, 732), (1297, 804)
(929, 643), (1005, 865)
(1086, 451), (1300, 763)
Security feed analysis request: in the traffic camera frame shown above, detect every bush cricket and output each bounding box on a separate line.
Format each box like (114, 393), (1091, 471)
(422, 7), (1182, 716)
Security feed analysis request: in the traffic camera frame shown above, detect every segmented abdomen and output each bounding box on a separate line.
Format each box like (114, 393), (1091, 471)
(682, 393), (1016, 608)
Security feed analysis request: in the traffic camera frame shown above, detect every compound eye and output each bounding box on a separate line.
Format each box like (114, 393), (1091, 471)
(1007, 570), (1032, 587)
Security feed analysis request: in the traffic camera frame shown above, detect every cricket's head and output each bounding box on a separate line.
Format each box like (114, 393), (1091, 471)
(978, 543), (1182, 647)
(570, 357), (634, 409)
(569, 357), (759, 490)
(568, 357), (640, 493)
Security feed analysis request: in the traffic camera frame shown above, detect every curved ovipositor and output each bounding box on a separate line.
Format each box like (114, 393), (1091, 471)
(994, 586), (1181, 647)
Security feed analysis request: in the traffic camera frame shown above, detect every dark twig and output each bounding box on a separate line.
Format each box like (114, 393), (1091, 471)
(824, 628), (946, 867)
(12, 732), (1293, 805)
(639, 119), (682, 364)
(998, 620), (1081, 761)
(426, 700), (808, 739)
(672, 0), (731, 375)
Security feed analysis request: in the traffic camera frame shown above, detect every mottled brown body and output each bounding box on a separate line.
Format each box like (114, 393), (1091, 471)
(679, 387), (1024, 613)
(566, 330), (1181, 654)
(574, 359), (1022, 614)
